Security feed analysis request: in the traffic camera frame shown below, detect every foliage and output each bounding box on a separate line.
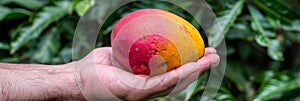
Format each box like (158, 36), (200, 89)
(0, 0), (299, 101)
(0, 0), (78, 64)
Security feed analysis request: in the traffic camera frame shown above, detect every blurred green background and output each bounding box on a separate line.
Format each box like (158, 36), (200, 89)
(0, 0), (300, 101)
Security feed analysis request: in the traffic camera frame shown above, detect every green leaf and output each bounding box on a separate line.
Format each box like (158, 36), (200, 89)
(296, 33), (300, 44)
(84, 0), (119, 20)
(253, 0), (300, 23)
(252, 71), (275, 83)
(254, 34), (269, 47)
(149, 97), (166, 101)
(226, 44), (235, 55)
(57, 47), (72, 63)
(10, 1), (70, 54)
(0, 41), (10, 50)
(267, 40), (284, 61)
(226, 22), (253, 40)
(208, 0), (244, 47)
(254, 72), (300, 101)
(279, 89), (300, 101)
(0, 0), (45, 10)
(226, 62), (248, 91)
(226, 62), (252, 100)
(31, 27), (60, 63)
(75, 0), (95, 16)
(0, 6), (10, 20)
(0, 6), (32, 21)
(0, 57), (19, 63)
(248, 5), (284, 61)
(184, 72), (209, 100)
(248, 5), (276, 39)
(282, 20), (300, 32)
(214, 88), (236, 101)
(68, 0), (81, 12)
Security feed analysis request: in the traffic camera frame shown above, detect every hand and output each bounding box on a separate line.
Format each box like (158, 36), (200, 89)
(75, 47), (220, 101)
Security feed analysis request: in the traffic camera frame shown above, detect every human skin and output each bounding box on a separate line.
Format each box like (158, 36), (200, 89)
(0, 47), (220, 101)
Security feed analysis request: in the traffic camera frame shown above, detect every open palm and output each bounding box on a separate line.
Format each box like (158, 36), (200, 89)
(75, 47), (220, 101)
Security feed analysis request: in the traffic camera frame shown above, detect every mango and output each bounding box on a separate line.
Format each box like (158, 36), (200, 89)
(111, 9), (205, 76)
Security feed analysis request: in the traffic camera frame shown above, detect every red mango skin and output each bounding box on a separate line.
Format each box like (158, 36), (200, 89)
(129, 34), (180, 75)
(111, 9), (205, 75)
(111, 9), (165, 43)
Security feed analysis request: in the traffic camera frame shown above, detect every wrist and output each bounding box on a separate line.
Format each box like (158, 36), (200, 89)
(52, 62), (85, 100)
(0, 62), (85, 100)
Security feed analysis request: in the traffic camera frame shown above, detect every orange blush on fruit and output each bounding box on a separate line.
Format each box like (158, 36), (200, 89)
(111, 9), (205, 76)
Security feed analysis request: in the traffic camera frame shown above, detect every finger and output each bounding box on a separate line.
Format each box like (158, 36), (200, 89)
(112, 66), (147, 88)
(169, 54), (220, 96)
(92, 47), (113, 56)
(197, 54), (220, 70)
(104, 66), (151, 100)
(146, 84), (176, 99)
(204, 47), (217, 55)
(145, 68), (180, 92)
(111, 67), (175, 100)
(92, 47), (113, 65)
(127, 53), (219, 91)
(146, 62), (199, 95)
(147, 70), (199, 99)
(111, 53), (220, 99)
(149, 54), (219, 97)
(170, 71), (201, 94)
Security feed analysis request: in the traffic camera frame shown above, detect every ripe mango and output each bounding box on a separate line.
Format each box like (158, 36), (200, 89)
(111, 9), (205, 76)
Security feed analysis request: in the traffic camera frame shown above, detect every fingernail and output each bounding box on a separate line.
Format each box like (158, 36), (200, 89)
(211, 55), (220, 68)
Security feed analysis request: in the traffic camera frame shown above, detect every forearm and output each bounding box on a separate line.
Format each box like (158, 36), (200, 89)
(0, 62), (85, 101)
